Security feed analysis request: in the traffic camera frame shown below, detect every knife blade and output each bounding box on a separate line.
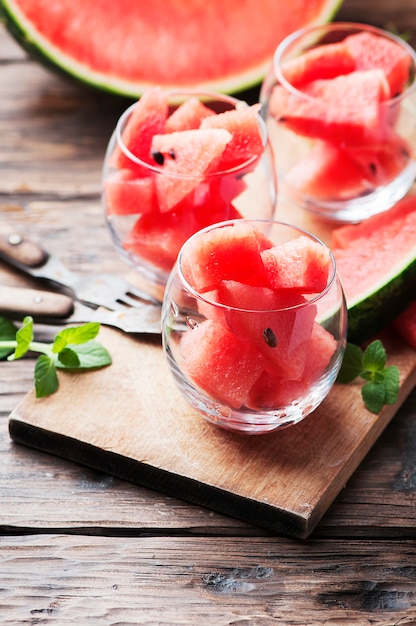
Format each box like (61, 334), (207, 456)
(0, 226), (161, 311)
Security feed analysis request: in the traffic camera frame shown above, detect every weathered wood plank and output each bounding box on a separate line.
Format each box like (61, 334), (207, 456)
(1, 534), (416, 625)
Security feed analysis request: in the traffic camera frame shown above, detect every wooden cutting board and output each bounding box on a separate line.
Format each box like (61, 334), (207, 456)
(8, 320), (416, 539)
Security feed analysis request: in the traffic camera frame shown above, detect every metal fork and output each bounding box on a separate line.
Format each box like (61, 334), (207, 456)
(0, 284), (161, 335)
(0, 228), (161, 312)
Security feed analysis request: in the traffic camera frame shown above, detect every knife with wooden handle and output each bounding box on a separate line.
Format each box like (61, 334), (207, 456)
(0, 285), (74, 318)
(0, 285), (161, 334)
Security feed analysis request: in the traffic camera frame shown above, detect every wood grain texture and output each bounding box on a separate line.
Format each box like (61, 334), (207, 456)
(1, 3), (416, 623)
(2, 534), (416, 625)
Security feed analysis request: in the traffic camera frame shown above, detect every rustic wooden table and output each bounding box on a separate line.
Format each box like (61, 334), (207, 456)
(2, 2), (416, 623)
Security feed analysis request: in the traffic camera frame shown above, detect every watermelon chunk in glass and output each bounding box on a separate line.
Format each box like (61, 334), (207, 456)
(180, 319), (265, 410)
(150, 128), (232, 212)
(124, 209), (200, 272)
(164, 97), (215, 132)
(261, 235), (331, 293)
(280, 41), (356, 87)
(181, 221), (273, 293)
(104, 169), (155, 215)
(216, 280), (317, 380)
(344, 31), (412, 97)
(200, 106), (264, 170)
(284, 133), (411, 202)
(270, 69), (391, 145)
(110, 87), (168, 175)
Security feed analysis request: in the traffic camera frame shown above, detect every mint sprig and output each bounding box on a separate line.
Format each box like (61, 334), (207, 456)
(337, 339), (400, 414)
(0, 316), (112, 398)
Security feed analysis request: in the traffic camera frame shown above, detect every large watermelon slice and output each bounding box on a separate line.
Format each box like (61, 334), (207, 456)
(0, 0), (343, 97)
(331, 194), (416, 344)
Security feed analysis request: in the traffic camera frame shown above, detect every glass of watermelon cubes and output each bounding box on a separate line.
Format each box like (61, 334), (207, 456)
(260, 22), (416, 223)
(102, 88), (277, 289)
(162, 219), (347, 435)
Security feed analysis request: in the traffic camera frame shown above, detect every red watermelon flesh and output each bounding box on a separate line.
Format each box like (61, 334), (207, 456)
(180, 319), (265, 410)
(331, 197), (416, 309)
(270, 69), (391, 145)
(177, 227), (339, 410)
(200, 106), (264, 170)
(104, 169), (155, 215)
(216, 281), (317, 380)
(393, 301), (416, 350)
(123, 209), (200, 273)
(181, 222), (273, 293)
(330, 193), (416, 249)
(110, 87), (168, 175)
(150, 128), (232, 212)
(164, 97), (215, 132)
(261, 235), (331, 293)
(344, 31), (413, 97)
(247, 321), (336, 408)
(284, 133), (411, 201)
(2, 0), (344, 97)
(285, 140), (375, 201)
(281, 41), (356, 87)
(247, 372), (309, 410)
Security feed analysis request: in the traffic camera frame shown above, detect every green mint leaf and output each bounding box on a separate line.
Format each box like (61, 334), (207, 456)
(0, 317), (18, 359)
(360, 369), (386, 384)
(52, 322), (100, 353)
(336, 342), (363, 383)
(362, 380), (386, 414)
(34, 354), (59, 398)
(58, 347), (81, 368)
(8, 316), (34, 361)
(362, 339), (386, 373)
(55, 340), (112, 370)
(383, 365), (400, 405)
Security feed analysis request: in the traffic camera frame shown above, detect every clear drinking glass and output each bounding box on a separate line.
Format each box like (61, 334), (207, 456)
(260, 22), (416, 223)
(162, 219), (347, 435)
(102, 90), (277, 290)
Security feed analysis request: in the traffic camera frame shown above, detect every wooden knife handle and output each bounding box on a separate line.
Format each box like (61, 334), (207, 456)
(0, 230), (48, 268)
(0, 285), (74, 318)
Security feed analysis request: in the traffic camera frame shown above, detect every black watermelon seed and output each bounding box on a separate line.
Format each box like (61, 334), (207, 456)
(263, 327), (278, 348)
(151, 150), (164, 165)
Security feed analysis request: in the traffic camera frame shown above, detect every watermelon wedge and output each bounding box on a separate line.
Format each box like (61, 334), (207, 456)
(331, 194), (416, 344)
(0, 0), (344, 97)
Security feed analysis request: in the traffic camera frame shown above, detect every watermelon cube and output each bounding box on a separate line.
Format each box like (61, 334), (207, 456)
(200, 105), (264, 169)
(217, 281), (317, 380)
(110, 87), (168, 174)
(179, 319), (265, 409)
(284, 134), (412, 202)
(181, 222), (273, 293)
(150, 128), (232, 212)
(247, 370), (309, 410)
(261, 235), (331, 293)
(280, 41), (356, 87)
(104, 169), (156, 215)
(302, 322), (337, 383)
(164, 97), (215, 132)
(270, 69), (391, 145)
(124, 209), (199, 272)
(344, 31), (412, 97)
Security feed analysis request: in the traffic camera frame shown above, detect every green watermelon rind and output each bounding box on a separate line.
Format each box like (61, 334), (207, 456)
(0, 0), (344, 98)
(346, 250), (416, 345)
